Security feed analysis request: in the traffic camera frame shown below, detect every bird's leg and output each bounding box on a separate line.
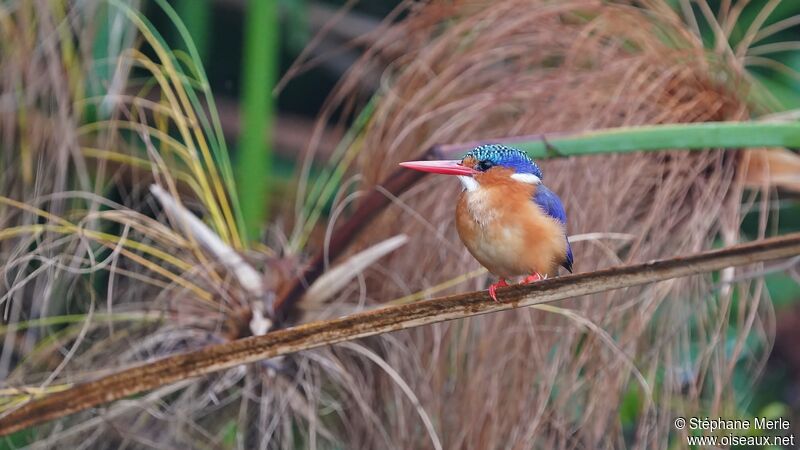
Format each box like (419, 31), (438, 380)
(523, 273), (544, 284)
(488, 278), (509, 302)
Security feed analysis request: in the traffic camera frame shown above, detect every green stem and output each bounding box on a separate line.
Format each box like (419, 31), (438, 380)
(237, 0), (278, 240)
(174, 0), (211, 65)
(439, 121), (800, 158)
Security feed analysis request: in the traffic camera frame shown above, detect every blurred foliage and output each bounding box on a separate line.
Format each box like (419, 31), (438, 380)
(174, 0), (212, 63)
(237, 0), (278, 239)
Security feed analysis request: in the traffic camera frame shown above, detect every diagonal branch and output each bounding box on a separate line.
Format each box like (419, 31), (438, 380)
(1, 233), (799, 436)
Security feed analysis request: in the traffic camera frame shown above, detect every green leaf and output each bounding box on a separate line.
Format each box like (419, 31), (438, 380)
(237, 0), (279, 240)
(759, 402), (789, 420)
(499, 122), (800, 160)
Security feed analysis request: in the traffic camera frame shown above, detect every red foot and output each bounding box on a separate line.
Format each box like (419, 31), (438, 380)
(523, 273), (544, 284)
(488, 278), (509, 302)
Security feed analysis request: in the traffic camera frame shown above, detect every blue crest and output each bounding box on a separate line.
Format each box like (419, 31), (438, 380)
(464, 144), (542, 177)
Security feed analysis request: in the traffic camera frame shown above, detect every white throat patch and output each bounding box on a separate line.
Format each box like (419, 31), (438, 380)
(510, 173), (542, 184)
(457, 175), (479, 192)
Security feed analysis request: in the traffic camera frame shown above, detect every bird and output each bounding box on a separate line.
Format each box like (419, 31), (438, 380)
(400, 144), (573, 302)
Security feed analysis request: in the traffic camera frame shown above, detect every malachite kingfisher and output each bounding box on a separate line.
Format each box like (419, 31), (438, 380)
(400, 144), (573, 301)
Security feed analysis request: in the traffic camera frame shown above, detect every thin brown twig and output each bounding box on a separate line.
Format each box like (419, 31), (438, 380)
(1, 233), (799, 436)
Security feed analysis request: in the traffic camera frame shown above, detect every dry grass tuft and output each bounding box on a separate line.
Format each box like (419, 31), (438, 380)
(0, 1), (290, 447)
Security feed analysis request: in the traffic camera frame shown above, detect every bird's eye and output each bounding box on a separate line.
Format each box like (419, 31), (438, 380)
(477, 160), (494, 171)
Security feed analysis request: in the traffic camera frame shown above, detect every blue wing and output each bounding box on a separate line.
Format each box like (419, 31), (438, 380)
(533, 185), (573, 272)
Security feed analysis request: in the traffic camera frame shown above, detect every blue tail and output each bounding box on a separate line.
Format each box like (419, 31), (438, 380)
(563, 239), (573, 273)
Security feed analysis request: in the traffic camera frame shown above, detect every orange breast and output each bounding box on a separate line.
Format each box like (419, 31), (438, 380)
(455, 169), (567, 278)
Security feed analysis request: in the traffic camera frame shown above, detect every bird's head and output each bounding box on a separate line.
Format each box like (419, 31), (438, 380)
(400, 144), (542, 190)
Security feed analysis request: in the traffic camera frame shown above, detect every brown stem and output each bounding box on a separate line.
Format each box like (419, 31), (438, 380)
(2, 233), (799, 436)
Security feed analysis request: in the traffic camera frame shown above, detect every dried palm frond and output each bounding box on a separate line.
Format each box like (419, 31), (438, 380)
(0, 0), (281, 446)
